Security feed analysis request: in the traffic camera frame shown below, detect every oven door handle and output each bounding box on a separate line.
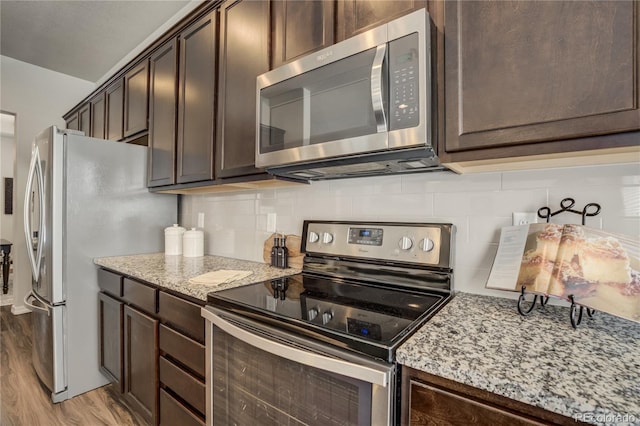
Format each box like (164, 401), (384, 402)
(202, 307), (390, 387)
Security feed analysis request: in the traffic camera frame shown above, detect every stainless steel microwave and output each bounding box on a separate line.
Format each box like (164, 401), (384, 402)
(255, 9), (443, 181)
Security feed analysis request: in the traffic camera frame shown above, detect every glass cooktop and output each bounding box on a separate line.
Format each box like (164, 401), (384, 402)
(208, 273), (448, 361)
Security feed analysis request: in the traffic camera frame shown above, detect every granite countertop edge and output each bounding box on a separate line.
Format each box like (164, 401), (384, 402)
(94, 252), (301, 301)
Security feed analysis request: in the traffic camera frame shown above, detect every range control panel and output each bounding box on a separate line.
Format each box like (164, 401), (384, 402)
(302, 220), (453, 269)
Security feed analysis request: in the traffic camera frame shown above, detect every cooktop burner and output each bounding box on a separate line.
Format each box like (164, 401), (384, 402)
(208, 219), (454, 362)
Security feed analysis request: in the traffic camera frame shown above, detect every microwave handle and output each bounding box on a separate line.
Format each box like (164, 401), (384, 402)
(371, 44), (387, 133)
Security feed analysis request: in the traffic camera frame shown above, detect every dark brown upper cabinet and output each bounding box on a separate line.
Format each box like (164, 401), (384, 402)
(336, 0), (426, 41)
(89, 92), (106, 139)
(65, 113), (79, 131)
(106, 79), (124, 141)
(272, 0), (335, 68)
(216, 0), (270, 179)
(78, 103), (91, 136)
(177, 11), (217, 184)
(148, 39), (179, 187)
(124, 60), (150, 138)
(64, 102), (92, 135)
(440, 1), (640, 163)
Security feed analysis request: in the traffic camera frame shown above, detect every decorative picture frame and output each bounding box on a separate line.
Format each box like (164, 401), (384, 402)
(4, 177), (12, 215)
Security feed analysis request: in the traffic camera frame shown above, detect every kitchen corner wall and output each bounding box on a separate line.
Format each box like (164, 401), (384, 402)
(181, 162), (639, 298)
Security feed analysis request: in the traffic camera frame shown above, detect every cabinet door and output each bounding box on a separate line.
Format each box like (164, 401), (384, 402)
(124, 305), (158, 425)
(272, 0), (334, 68)
(78, 103), (91, 136)
(106, 79), (124, 141)
(177, 12), (216, 184)
(148, 39), (178, 187)
(443, 1), (640, 156)
(217, 0), (270, 179)
(98, 292), (123, 392)
(89, 93), (106, 139)
(408, 380), (545, 426)
(401, 368), (576, 426)
(66, 114), (79, 131)
(336, 0), (425, 41)
(124, 60), (150, 138)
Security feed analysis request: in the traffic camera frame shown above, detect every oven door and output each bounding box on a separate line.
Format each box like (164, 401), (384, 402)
(202, 306), (395, 426)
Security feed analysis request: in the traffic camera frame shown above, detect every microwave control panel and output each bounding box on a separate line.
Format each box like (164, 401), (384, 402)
(389, 33), (420, 131)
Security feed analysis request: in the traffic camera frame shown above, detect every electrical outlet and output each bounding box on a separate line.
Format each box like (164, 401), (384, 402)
(197, 212), (205, 228)
(513, 212), (538, 226)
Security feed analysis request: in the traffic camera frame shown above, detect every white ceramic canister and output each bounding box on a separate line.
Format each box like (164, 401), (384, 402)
(183, 228), (204, 258)
(164, 224), (186, 255)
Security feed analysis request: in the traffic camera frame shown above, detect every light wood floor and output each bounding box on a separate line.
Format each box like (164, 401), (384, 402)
(0, 306), (148, 425)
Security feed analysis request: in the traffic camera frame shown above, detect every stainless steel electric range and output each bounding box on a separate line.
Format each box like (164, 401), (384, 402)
(202, 220), (454, 426)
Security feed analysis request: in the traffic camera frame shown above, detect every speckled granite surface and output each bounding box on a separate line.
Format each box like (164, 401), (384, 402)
(94, 253), (300, 301)
(397, 293), (640, 425)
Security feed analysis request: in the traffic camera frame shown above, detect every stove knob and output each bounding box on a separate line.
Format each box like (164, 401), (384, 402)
(419, 238), (435, 252)
(322, 232), (334, 244)
(322, 311), (333, 325)
(308, 231), (319, 243)
(308, 308), (318, 321)
(398, 236), (413, 251)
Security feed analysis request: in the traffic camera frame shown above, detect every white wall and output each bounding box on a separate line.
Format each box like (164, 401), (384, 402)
(1, 133), (15, 240)
(181, 162), (640, 299)
(0, 55), (95, 314)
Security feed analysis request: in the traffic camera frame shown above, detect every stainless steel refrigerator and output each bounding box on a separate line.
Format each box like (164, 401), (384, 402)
(22, 126), (177, 402)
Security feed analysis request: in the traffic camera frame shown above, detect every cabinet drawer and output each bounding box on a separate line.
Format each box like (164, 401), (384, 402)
(98, 269), (122, 297)
(159, 388), (204, 426)
(159, 324), (205, 378)
(159, 357), (205, 415)
(123, 278), (157, 314)
(158, 292), (204, 343)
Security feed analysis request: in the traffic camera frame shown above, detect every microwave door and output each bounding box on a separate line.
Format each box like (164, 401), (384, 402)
(257, 45), (389, 167)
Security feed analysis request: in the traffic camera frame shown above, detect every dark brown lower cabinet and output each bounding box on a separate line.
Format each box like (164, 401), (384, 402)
(124, 305), (159, 425)
(98, 293), (123, 392)
(402, 367), (579, 426)
(160, 389), (205, 426)
(98, 269), (206, 425)
(157, 292), (206, 424)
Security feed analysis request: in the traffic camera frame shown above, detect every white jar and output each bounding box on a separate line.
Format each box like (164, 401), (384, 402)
(164, 224), (186, 255)
(183, 228), (204, 258)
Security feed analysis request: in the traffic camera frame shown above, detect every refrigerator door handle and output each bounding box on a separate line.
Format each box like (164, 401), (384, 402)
(24, 291), (51, 315)
(23, 146), (45, 281)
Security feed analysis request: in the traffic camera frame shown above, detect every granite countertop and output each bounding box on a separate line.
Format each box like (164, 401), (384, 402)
(94, 253), (300, 301)
(397, 293), (640, 425)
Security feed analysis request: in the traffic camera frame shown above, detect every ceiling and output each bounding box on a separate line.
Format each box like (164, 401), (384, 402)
(0, 0), (194, 82)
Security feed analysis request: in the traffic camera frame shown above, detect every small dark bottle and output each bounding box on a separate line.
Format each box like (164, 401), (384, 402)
(270, 238), (280, 267)
(278, 236), (289, 269)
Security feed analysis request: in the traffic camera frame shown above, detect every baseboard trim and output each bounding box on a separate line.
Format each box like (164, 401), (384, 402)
(11, 304), (31, 315)
(0, 297), (15, 307)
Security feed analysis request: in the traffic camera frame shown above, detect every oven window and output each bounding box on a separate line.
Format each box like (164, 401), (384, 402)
(259, 47), (383, 154)
(212, 325), (373, 425)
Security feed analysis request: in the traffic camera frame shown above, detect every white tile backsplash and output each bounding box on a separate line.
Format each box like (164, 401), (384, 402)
(402, 170), (501, 193)
(181, 162), (640, 298)
(501, 162), (640, 190)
